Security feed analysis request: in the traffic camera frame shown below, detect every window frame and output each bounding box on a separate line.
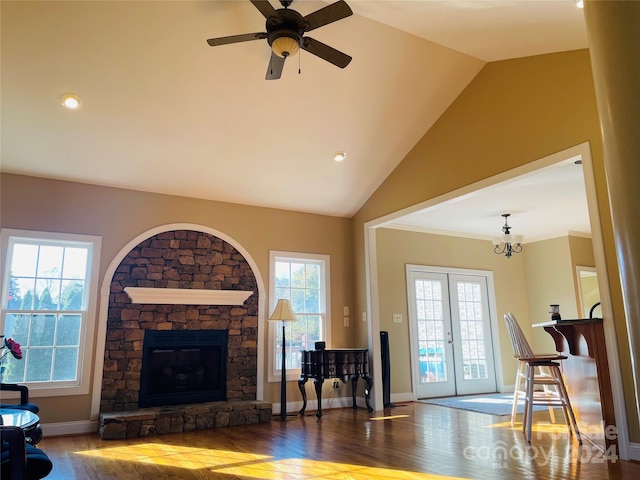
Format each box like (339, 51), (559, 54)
(268, 251), (331, 383)
(0, 229), (101, 397)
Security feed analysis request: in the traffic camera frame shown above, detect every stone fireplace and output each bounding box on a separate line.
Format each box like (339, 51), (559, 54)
(98, 229), (271, 439)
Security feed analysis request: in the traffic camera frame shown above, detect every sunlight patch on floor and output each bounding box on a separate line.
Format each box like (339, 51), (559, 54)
(369, 414), (411, 421)
(215, 457), (471, 479)
(76, 443), (470, 479)
(486, 419), (573, 437)
(75, 444), (270, 470)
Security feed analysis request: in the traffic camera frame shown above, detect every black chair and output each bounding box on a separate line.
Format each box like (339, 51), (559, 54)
(1, 383), (43, 445)
(0, 384), (40, 414)
(0, 425), (53, 480)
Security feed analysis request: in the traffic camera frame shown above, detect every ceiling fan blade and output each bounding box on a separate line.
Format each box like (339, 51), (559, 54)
(207, 32), (268, 47)
(303, 0), (353, 32)
(266, 52), (286, 80)
(250, 0), (277, 19)
(302, 37), (352, 68)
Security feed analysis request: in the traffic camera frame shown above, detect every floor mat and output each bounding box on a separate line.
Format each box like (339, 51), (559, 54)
(417, 393), (552, 416)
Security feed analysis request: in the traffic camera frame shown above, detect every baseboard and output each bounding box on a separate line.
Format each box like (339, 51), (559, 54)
(42, 420), (98, 437)
(275, 394), (360, 416)
(390, 392), (414, 404)
(627, 442), (640, 461)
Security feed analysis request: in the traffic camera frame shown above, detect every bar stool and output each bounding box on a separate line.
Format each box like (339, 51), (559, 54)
(510, 360), (557, 427)
(503, 312), (582, 444)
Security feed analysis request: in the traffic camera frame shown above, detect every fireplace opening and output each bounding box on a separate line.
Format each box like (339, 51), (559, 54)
(139, 330), (227, 408)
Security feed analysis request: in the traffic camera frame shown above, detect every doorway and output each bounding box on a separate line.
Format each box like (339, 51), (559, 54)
(407, 265), (497, 399)
(363, 143), (626, 456)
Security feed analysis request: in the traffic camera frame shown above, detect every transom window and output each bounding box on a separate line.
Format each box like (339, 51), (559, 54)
(269, 251), (330, 381)
(1, 230), (101, 396)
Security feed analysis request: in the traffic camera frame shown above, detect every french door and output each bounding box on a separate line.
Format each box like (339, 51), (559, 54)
(406, 266), (497, 399)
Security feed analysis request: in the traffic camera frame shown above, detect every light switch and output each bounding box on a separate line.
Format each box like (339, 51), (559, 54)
(392, 313), (403, 323)
(343, 306), (349, 316)
(362, 312), (367, 322)
(344, 316), (350, 327)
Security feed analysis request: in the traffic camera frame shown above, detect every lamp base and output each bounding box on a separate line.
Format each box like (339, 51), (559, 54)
(275, 322), (300, 421)
(274, 412), (299, 421)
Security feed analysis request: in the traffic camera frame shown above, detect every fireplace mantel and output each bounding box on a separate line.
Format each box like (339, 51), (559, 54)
(124, 287), (252, 305)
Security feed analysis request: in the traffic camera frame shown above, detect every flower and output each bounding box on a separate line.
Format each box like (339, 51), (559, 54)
(1, 335), (23, 361)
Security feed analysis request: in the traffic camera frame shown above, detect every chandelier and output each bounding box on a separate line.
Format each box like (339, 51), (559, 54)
(492, 213), (523, 258)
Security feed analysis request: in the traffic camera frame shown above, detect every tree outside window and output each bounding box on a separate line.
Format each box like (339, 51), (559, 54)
(1, 234), (96, 389)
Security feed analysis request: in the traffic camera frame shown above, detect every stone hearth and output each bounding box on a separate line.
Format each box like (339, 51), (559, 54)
(99, 401), (272, 440)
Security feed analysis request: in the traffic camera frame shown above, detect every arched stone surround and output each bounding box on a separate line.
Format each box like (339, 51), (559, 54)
(100, 229), (259, 413)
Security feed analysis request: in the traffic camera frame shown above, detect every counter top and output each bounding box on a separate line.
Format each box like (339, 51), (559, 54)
(532, 317), (603, 328)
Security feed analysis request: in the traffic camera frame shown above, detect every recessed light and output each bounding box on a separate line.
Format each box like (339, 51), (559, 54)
(333, 151), (347, 162)
(60, 93), (81, 110)
(575, 0), (584, 8)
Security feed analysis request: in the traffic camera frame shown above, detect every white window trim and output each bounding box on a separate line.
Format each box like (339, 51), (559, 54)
(268, 250), (331, 383)
(0, 228), (101, 397)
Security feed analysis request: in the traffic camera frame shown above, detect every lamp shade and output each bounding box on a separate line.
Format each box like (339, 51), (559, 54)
(269, 298), (298, 322)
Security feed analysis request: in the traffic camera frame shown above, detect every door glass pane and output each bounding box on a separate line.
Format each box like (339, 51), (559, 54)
(456, 281), (488, 380)
(415, 279), (446, 383)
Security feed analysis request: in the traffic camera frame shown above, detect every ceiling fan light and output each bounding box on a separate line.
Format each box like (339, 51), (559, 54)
(272, 36), (299, 58)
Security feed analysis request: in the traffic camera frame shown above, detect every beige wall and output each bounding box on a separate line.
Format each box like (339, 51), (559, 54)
(523, 237), (577, 353)
(569, 235), (598, 317)
(353, 49), (638, 440)
(376, 228), (531, 395)
(524, 235), (596, 336)
(0, 173), (355, 423)
(569, 235), (596, 271)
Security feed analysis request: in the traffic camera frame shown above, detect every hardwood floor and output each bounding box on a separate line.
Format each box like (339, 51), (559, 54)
(38, 403), (639, 479)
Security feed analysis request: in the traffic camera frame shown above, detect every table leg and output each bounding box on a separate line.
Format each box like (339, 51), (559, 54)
(351, 376), (358, 409)
(314, 377), (324, 418)
(363, 374), (373, 412)
(298, 376), (308, 415)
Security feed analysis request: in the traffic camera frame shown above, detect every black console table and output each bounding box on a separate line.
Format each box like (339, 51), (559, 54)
(298, 348), (373, 418)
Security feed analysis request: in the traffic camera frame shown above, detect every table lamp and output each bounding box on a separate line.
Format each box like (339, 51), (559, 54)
(269, 298), (298, 420)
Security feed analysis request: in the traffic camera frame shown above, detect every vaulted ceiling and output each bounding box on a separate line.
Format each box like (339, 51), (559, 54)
(1, 0), (589, 237)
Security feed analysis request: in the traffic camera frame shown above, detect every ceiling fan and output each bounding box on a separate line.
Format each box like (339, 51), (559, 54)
(206, 0), (353, 80)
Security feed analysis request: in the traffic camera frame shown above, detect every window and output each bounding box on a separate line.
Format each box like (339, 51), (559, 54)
(1, 230), (101, 396)
(269, 251), (330, 381)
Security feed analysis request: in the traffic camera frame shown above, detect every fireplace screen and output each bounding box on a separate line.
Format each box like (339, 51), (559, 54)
(139, 330), (227, 407)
